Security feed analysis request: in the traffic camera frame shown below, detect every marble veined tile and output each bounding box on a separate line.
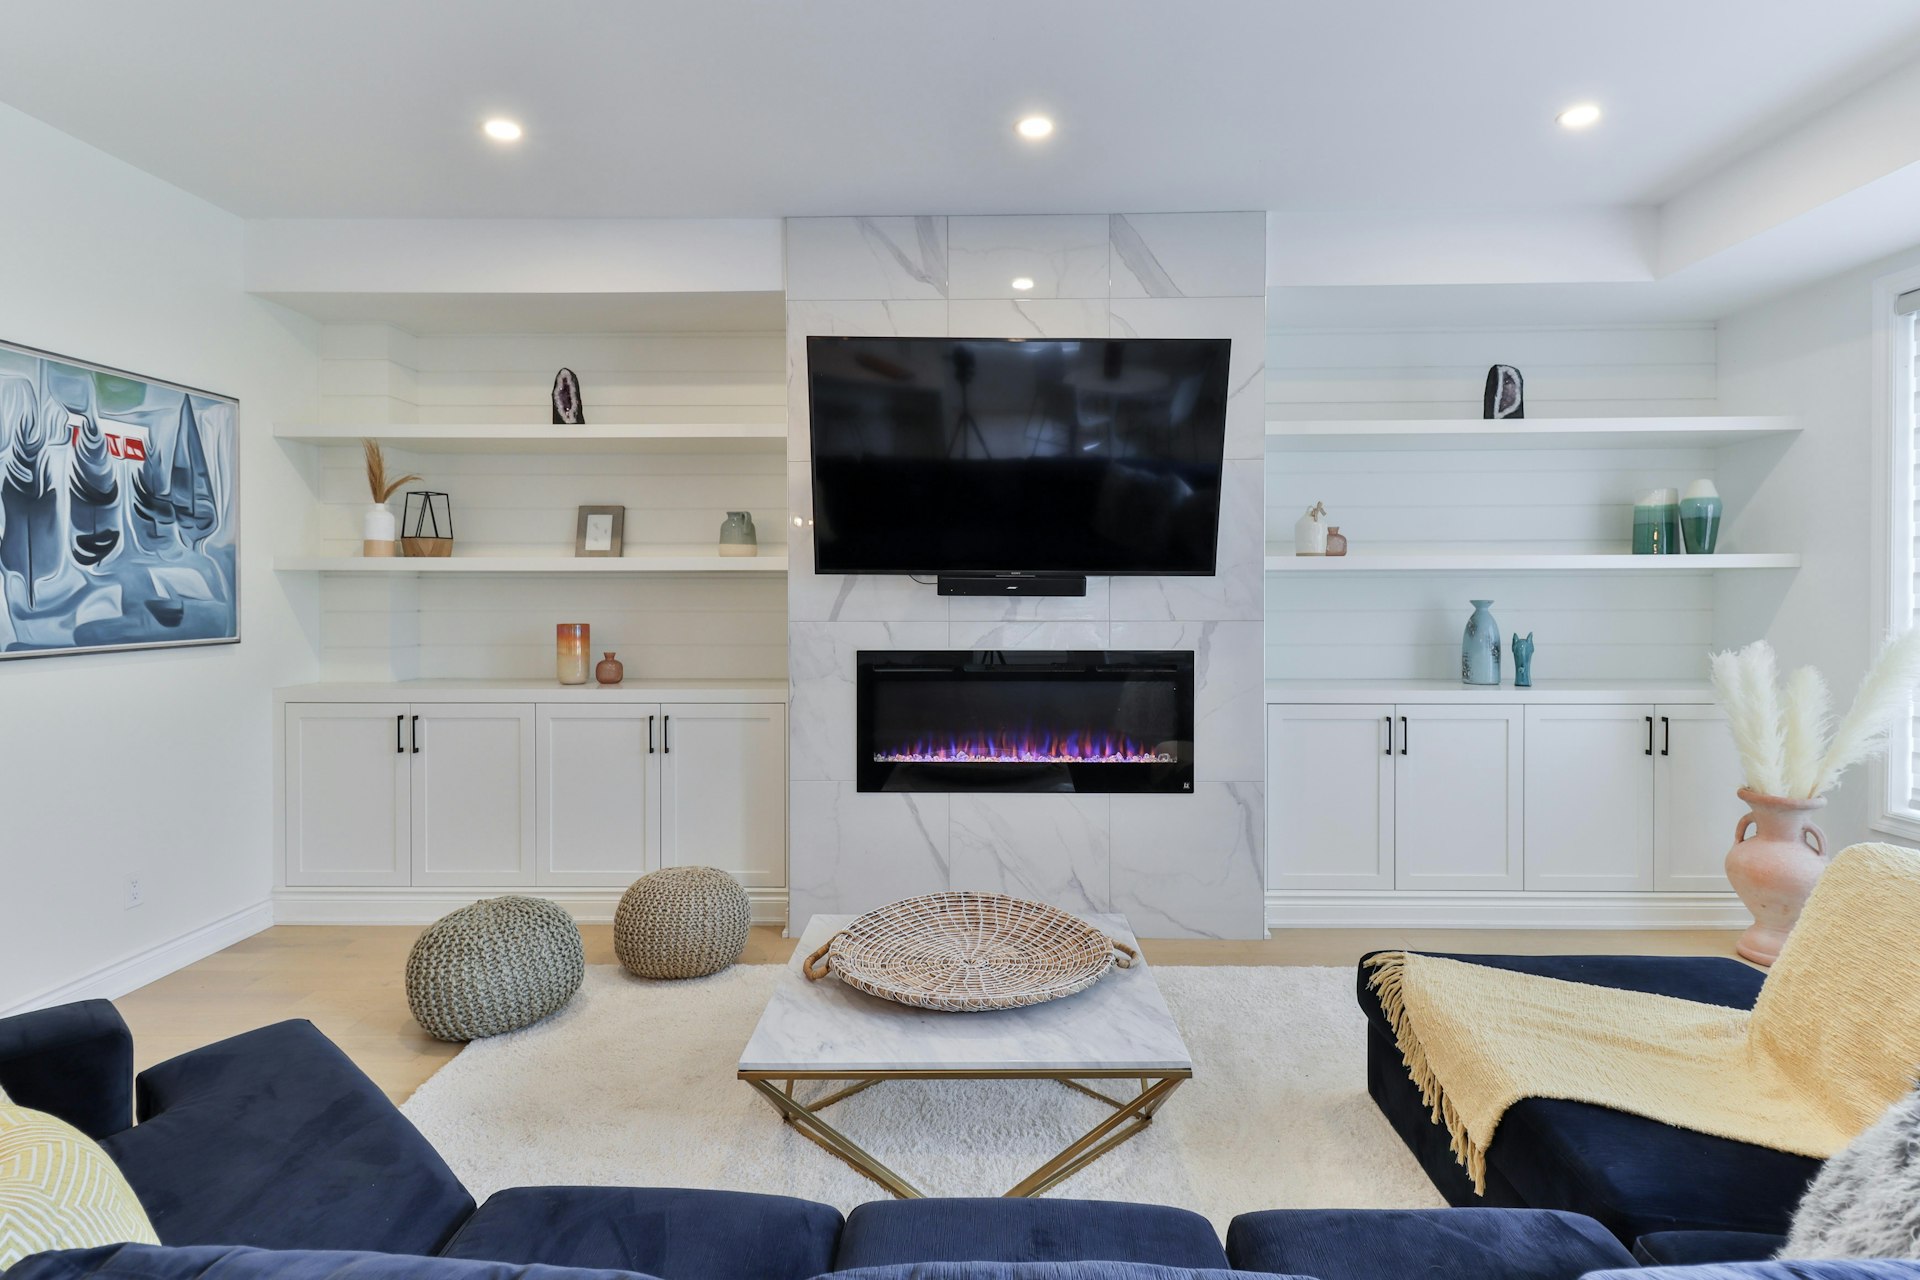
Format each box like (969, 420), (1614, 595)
(948, 215), (1110, 300)
(1110, 619), (1264, 783)
(949, 793), (1111, 916)
(1110, 459), (1264, 621)
(947, 298), (1109, 340)
(790, 620), (951, 782)
(1110, 783), (1266, 939)
(786, 299), (948, 460)
(788, 784), (950, 928)
(1108, 212), (1265, 299)
(947, 618), (1111, 650)
(1108, 295), (1267, 459)
(786, 217), (949, 300)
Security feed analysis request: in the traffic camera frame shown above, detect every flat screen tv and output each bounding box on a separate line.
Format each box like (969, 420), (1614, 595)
(807, 336), (1230, 576)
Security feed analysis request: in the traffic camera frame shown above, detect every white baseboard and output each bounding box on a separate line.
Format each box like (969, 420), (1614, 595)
(3, 900), (276, 1016)
(1265, 890), (1750, 929)
(274, 886), (789, 927)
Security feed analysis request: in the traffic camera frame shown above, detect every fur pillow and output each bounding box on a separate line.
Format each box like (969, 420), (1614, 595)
(1781, 1084), (1920, 1258)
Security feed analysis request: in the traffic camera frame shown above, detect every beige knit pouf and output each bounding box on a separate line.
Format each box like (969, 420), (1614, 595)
(406, 896), (584, 1041)
(614, 867), (751, 979)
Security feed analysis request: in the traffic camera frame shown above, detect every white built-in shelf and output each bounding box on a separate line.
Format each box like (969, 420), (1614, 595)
(1264, 415), (1798, 452)
(1264, 679), (1717, 705)
(274, 422), (786, 454)
(1264, 551), (1800, 573)
(276, 550), (788, 575)
(276, 679), (790, 704)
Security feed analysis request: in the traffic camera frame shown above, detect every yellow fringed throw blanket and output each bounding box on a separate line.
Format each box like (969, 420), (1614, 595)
(1367, 842), (1920, 1193)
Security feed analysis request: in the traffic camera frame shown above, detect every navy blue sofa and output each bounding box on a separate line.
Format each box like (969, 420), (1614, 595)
(0, 996), (1849, 1280)
(1356, 953), (1822, 1247)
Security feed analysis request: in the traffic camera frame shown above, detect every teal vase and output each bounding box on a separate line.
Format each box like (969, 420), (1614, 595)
(1633, 488), (1682, 555)
(1681, 480), (1721, 554)
(1461, 600), (1501, 686)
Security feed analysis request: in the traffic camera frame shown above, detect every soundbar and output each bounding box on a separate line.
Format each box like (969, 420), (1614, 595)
(936, 573), (1088, 597)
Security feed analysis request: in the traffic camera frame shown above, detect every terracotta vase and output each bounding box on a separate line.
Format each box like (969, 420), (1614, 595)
(595, 652), (624, 686)
(1725, 788), (1828, 967)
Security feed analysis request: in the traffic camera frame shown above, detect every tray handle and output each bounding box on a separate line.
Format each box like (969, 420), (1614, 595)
(1111, 938), (1138, 970)
(802, 931), (846, 982)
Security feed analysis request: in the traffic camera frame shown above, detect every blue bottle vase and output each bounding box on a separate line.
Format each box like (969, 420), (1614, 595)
(1462, 600), (1501, 686)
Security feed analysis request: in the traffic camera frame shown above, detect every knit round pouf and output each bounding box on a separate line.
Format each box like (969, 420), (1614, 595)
(406, 896), (585, 1041)
(614, 867), (751, 979)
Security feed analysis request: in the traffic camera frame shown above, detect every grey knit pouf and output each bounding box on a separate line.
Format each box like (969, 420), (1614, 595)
(406, 896), (584, 1041)
(614, 867), (751, 979)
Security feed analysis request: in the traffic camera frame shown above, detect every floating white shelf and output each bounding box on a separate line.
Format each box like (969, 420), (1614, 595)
(276, 550), (788, 575)
(1264, 415), (1797, 452)
(274, 422), (786, 454)
(1264, 551), (1800, 573)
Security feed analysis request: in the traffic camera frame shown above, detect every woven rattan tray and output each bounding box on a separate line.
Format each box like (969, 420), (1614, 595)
(801, 891), (1136, 1012)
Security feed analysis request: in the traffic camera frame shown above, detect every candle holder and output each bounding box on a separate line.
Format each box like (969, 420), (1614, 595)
(556, 623), (590, 686)
(401, 490), (454, 558)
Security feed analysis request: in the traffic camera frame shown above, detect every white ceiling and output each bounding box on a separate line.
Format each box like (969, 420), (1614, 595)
(3, 0), (1919, 220)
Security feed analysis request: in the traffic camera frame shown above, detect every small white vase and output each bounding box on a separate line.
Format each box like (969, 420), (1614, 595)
(363, 502), (397, 557)
(1294, 508), (1327, 556)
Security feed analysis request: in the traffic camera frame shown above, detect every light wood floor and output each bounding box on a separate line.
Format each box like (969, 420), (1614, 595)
(115, 924), (1744, 1104)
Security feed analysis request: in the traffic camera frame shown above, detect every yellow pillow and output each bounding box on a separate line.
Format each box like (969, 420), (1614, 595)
(0, 1103), (159, 1268)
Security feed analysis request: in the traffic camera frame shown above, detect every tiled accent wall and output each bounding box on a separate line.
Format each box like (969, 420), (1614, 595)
(784, 213), (1268, 939)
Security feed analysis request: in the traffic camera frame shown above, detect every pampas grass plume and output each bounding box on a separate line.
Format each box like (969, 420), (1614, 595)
(362, 438), (420, 505)
(1780, 666), (1831, 798)
(1809, 630), (1920, 798)
(1711, 641), (1788, 796)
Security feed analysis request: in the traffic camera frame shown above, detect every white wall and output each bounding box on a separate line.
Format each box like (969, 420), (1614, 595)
(0, 104), (320, 1011)
(1716, 244), (1920, 848)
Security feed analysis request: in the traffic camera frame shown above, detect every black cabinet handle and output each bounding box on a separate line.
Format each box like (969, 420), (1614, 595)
(663, 714), (671, 754)
(1645, 716), (1654, 756)
(411, 715), (421, 754)
(1384, 715), (1392, 756)
(1399, 716), (1408, 755)
(1661, 716), (1671, 757)
(648, 714), (656, 754)
(396, 714), (404, 754)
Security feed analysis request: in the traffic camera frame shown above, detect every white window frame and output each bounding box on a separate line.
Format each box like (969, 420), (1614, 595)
(1868, 264), (1920, 841)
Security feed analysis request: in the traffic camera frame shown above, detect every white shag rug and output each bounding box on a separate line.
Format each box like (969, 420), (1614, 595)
(400, 965), (1443, 1231)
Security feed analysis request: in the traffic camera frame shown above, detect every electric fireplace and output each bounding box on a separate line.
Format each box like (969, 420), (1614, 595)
(856, 650), (1194, 794)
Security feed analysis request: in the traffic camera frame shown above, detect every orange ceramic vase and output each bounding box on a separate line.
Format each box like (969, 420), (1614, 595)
(1725, 788), (1828, 967)
(556, 623), (590, 686)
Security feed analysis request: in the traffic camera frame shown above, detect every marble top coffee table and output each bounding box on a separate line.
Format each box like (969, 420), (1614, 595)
(738, 912), (1192, 1199)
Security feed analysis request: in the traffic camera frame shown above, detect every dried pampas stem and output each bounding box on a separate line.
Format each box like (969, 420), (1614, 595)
(1711, 641), (1788, 797)
(362, 438), (421, 505)
(1808, 631), (1920, 798)
(1780, 666), (1831, 799)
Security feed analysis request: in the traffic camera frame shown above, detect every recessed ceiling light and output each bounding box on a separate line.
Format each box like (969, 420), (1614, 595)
(1016, 115), (1054, 140)
(1556, 102), (1602, 130)
(483, 118), (524, 142)
(1011, 277), (1035, 291)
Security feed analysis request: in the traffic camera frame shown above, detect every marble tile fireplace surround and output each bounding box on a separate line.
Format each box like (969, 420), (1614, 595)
(786, 211), (1267, 940)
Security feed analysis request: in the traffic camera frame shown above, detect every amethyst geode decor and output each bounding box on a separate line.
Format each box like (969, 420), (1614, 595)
(1483, 364), (1524, 420)
(551, 368), (585, 425)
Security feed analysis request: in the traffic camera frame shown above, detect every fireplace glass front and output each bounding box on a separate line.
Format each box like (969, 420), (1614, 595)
(856, 650), (1194, 794)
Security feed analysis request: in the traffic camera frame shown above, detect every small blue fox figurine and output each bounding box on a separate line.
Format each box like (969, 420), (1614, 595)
(1512, 633), (1535, 688)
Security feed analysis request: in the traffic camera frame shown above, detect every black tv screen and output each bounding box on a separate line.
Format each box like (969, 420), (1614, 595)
(807, 336), (1229, 575)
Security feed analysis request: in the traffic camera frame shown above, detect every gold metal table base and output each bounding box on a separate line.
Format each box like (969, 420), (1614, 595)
(740, 1069), (1190, 1199)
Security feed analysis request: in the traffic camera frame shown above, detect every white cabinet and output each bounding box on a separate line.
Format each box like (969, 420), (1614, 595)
(1524, 705), (1656, 890)
(285, 695), (787, 894)
(658, 703), (788, 888)
(285, 703), (411, 887)
(536, 705), (659, 887)
(1266, 704), (1395, 890)
(1395, 705), (1524, 891)
(1655, 706), (1743, 891)
(286, 702), (533, 888)
(410, 705), (537, 887)
(1264, 702), (1521, 891)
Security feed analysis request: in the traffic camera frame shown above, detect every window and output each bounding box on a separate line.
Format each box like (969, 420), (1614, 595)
(1875, 279), (1920, 837)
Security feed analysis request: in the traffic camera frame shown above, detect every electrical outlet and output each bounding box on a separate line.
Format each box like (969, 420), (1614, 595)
(125, 876), (144, 910)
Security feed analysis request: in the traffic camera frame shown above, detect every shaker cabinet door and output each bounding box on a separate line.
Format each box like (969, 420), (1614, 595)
(284, 703), (411, 887)
(657, 703), (788, 889)
(1266, 704), (1396, 891)
(536, 704), (660, 887)
(409, 704), (537, 887)
(1524, 705), (1656, 890)
(1394, 704), (1524, 890)
(1655, 705), (1744, 891)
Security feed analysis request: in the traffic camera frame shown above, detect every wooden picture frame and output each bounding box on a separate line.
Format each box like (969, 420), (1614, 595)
(575, 505), (624, 557)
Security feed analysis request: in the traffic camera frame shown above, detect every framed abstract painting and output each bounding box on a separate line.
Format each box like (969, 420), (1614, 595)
(0, 339), (239, 659)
